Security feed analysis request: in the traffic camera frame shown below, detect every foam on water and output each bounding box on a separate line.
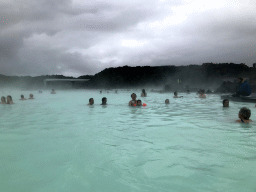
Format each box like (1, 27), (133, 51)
(0, 89), (256, 192)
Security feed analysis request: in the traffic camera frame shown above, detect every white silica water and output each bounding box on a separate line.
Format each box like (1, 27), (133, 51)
(0, 89), (256, 192)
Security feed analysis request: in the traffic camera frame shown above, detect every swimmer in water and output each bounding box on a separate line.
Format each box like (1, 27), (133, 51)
(187, 90), (190, 94)
(236, 107), (252, 123)
(198, 90), (206, 98)
(165, 99), (170, 104)
(129, 93), (137, 106)
(223, 99), (229, 107)
(28, 94), (34, 99)
(19, 95), (27, 100)
(100, 90), (102, 94)
(0, 96), (7, 104)
(115, 90), (118, 93)
(51, 89), (56, 94)
(173, 91), (183, 98)
(6, 95), (14, 104)
(141, 89), (147, 97)
(136, 100), (142, 106)
(101, 97), (107, 105)
(88, 98), (94, 105)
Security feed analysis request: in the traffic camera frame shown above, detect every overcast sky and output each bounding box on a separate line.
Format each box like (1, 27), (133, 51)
(1, 0), (256, 77)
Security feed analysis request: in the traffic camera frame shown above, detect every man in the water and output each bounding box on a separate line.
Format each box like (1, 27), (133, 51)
(88, 98), (94, 105)
(101, 97), (107, 105)
(165, 99), (170, 104)
(223, 99), (229, 107)
(236, 107), (252, 123)
(28, 94), (34, 99)
(129, 93), (137, 106)
(232, 77), (252, 97)
(19, 95), (27, 100)
(51, 89), (56, 94)
(0, 96), (7, 104)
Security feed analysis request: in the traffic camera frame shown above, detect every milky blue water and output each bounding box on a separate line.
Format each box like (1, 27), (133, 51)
(0, 89), (256, 192)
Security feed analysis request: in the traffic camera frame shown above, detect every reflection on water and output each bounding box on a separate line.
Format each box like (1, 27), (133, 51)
(0, 90), (256, 192)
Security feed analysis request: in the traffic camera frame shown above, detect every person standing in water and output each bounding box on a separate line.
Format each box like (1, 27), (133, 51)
(19, 95), (27, 100)
(101, 97), (107, 105)
(0, 96), (7, 104)
(28, 94), (34, 99)
(223, 99), (229, 107)
(7, 95), (14, 104)
(129, 93), (137, 106)
(51, 89), (56, 94)
(88, 98), (94, 105)
(236, 107), (252, 123)
(141, 89), (147, 97)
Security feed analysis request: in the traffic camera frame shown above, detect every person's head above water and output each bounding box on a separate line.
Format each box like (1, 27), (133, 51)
(21, 95), (24, 99)
(89, 98), (94, 105)
(131, 93), (137, 100)
(223, 99), (229, 107)
(239, 107), (251, 120)
(238, 77), (244, 83)
(165, 99), (169, 104)
(101, 97), (107, 105)
(174, 91), (177, 96)
(1, 96), (6, 103)
(29, 94), (33, 98)
(142, 89), (146, 94)
(137, 100), (142, 106)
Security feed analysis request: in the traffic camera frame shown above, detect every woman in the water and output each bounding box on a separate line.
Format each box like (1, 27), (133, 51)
(141, 89), (147, 97)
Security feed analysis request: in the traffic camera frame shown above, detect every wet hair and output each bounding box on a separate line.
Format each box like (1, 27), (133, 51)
(223, 99), (229, 105)
(142, 89), (146, 94)
(89, 98), (93, 102)
(30, 94), (33, 97)
(102, 97), (107, 102)
(200, 89), (205, 94)
(239, 107), (251, 120)
(21, 95), (24, 98)
(174, 91), (177, 95)
(131, 93), (136, 97)
(137, 100), (142, 103)
(7, 95), (12, 104)
(165, 99), (169, 104)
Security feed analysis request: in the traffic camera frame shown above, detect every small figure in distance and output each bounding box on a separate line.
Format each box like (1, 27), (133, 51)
(129, 93), (137, 106)
(136, 100), (142, 106)
(173, 91), (183, 98)
(165, 99), (170, 104)
(101, 97), (107, 105)
(115, 90), (118, 93)
(51, 89), (56, 94)
(187, 90), (190, 94)
(0, 96), (7, 104)
(198, 90), (206, 98)
(141, 89), (147, 97)
(28, 94), (34, 99)
(223, 99), (229, 107)
(88, 98), (94, 105)
(38, 91), (42, 93)
(19, 95), (27, 100)
(6, 95), (14, 104)
(236, 107), (252, 123)
(100, 90), (102, 94)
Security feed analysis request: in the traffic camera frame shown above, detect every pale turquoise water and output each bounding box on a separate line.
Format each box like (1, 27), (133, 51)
(0, 90), (256, 192)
